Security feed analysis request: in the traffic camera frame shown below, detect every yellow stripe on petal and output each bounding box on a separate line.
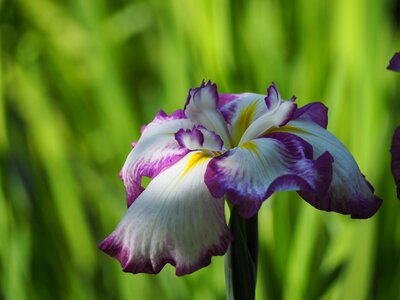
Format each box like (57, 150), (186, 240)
(241, 141), (261, 159)
(180, 152), (211, 178)
(233, 101), (259, 144)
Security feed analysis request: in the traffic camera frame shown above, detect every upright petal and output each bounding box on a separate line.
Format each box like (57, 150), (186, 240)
(122, 110), (195, 207)
(219, 93), (269, 145)
(205, 133), (333, 218)
(280, 119), (382, 218)
(387, 52), (400, 72)
(99, 152), (233, 276)
(390, 127), (400, 199)
(184, 81), (233, 147)
(238, 84), (297, 144)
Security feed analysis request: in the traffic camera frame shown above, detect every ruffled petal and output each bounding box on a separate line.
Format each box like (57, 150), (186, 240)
(99, 152), (233, 276)
(387, 52), (400, 72)
(292, 102), (328, 128)
(281, 119), (382, 218)
(184, 81), (233, 147)
(238, 83), (297, 144)
(175, 125), (224, 152)
(205, 132), (333, 218)
(122, 110), (195, 207)
(390, 127), (400, 199)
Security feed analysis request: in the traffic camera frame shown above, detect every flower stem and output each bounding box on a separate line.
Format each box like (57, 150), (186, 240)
(224, 206), (258, 300)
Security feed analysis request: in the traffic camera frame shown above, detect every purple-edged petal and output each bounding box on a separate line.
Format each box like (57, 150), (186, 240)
(99, 152), (233, 276)
(387, 52), (400, 72)
(281, 119), (382, 218)
(238, 84), (297, 144)
(122, 110), (195, 207)
(184, 81), (233, 147)
(205, 132), (333, 218)
(175, 126), (224, 152)
(292, 102), (328, 128)
(390, 127), (400, 199)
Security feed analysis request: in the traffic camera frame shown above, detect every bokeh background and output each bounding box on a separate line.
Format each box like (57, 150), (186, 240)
(1, 0), (400, 299)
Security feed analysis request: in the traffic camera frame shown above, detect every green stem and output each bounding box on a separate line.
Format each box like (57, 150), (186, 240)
(225, 206), (258, 300)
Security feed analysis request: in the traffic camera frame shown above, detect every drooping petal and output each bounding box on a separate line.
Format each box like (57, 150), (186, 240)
(205, 132), (333, 218)
(238, 84), (297, 144)
(99, 152), (233, 276)
(280, 119), (382, 218)
(175, 126), (224, 152)
(292, 102), (328, 128)
(387, 52), (400, 72)
(122, 110), (195, 207)
(390, 127), (400, 199)
(184, 81), (233, 147)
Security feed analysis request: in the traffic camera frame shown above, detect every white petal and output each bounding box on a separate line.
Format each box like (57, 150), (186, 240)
(100, 152), (232, 275)
(184, 81), (233, 148)
(282, 119), (382, 218)
(122, 111), (195, 206)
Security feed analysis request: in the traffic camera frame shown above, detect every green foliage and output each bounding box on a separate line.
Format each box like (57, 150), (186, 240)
(1, 0), (399, 299)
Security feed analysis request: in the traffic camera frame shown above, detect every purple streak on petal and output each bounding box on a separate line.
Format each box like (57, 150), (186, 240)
(292, 102), (328, 128)
(387, 52), (400, 71)
(391, 127), (400, 199)
(131, 142), (138, 148)
(175, 127), (205, 148)
(265, 82), (280, 109)
(218, 93), (239, 106)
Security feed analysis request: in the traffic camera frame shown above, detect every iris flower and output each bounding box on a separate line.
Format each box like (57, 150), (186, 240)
(387, 52), (400, 71)
(99, 81), (381, 276)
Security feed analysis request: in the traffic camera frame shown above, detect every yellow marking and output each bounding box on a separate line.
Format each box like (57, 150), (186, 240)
(240, 141), (261, 159)
(233, 101), (258, 144)
(180, 152), (211, 178)
(261, 125), (308, 136)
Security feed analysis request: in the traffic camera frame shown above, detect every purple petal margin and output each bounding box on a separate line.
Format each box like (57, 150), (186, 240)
(391, 127), (400, 199)
(387, 52), (400, 72)
(205, 132), (334, 218)
(184, 80), (218, 110)
(264, 82), (280, 109)
(175, 127), (204, 148)
(98, 226), (233, 276)
(292, 102), (328, 128)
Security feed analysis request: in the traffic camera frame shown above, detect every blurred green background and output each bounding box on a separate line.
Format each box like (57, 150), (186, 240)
(1, 0), (400, 299)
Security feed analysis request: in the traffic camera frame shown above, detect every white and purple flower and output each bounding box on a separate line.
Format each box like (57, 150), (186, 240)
(99, 81), (382, 276)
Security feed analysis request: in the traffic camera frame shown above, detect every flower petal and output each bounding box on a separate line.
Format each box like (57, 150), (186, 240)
(175, 125), (224, 152)
(282, 119), (382, 218)
(205, 132), (333, 218)
(292, 102), (328, 128)
(387, 52), (400, 72)
(238, 84), (297, 144)
(184, 81), (233, 147)
(99, 152), (233, 275)
(219, 93), (269, 145)
(390, 127), (400, 199)
(122, 110), (195, 207)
